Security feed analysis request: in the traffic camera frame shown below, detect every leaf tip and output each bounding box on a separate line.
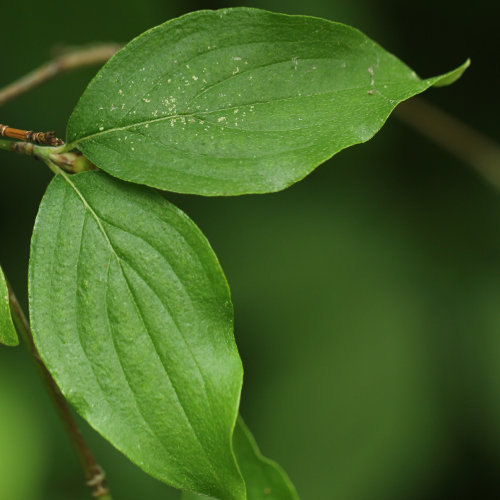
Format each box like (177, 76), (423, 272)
(430, 58), (470, 88)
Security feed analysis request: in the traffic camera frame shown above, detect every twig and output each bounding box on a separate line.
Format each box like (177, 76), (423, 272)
(394, 97), (500, 190)
(6, 278), (112, 499)
(1, 123), (64, 146)
(0, 43), (121, 107)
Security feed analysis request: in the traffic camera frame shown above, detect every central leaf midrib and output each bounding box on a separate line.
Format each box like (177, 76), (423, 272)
(69, 83), (377, 149)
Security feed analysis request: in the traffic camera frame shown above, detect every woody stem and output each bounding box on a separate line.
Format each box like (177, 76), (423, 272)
(6, 278), (113, 499)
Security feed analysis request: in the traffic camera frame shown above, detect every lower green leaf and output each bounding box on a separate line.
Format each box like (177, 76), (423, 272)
(28, 171), (245, 499)
(0, 266), (18, 347)
(182, 417), (299, 499)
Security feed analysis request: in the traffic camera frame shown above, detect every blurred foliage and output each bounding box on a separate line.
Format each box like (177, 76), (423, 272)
(1, 0), (499, 499)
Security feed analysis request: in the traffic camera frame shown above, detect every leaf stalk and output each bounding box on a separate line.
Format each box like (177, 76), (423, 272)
(0, 137), (96, 174)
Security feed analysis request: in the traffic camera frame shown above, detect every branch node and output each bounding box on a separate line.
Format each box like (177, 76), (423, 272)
(86, 465), (109, 498)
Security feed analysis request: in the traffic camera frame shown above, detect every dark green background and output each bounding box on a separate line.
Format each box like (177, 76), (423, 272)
(1, 1), (499, 499)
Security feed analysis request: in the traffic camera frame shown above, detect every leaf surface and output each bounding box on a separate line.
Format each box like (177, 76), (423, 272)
(182, 417), (299, 500)
(0, 266), (18, 346)
(67, 8), (468, 196)
(28, 171), (244, 499)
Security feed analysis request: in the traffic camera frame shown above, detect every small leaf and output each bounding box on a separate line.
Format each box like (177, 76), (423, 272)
(29, 171), (245, 499)
(182, 417), (299, 500)
(67, 8), (468, 196)
(233, 417), (299, 500)
(0, 266), (18, 346)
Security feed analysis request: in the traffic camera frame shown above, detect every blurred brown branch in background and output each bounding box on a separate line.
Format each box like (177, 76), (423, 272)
(0, 43), (122, 107)
(395, 98), (500, 190)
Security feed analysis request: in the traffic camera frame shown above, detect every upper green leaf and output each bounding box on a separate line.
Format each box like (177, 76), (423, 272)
(182, 417), (299, 500)
(66, 8), (467, 196)
(0, 266), (18, 346)
(28, 171), (244, 499)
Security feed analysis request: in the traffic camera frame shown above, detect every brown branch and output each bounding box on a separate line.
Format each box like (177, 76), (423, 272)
(395, 97), (500, 190)
(0, 43), (121, 107)
(1, 124), (64, 146)
(7, 280), (111, 499)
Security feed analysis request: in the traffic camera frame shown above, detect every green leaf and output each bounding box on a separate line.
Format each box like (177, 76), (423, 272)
(233, 417), (299, 500)
(66, 8), (468, 196)
(0, 266), (18, 346)
(182, 417), (299, 500)
(28, 171), (245, 500)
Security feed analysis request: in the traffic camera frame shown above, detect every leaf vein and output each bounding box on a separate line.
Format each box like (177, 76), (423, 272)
(102, 256), (174, 453)
(115, 261), (221, 483)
